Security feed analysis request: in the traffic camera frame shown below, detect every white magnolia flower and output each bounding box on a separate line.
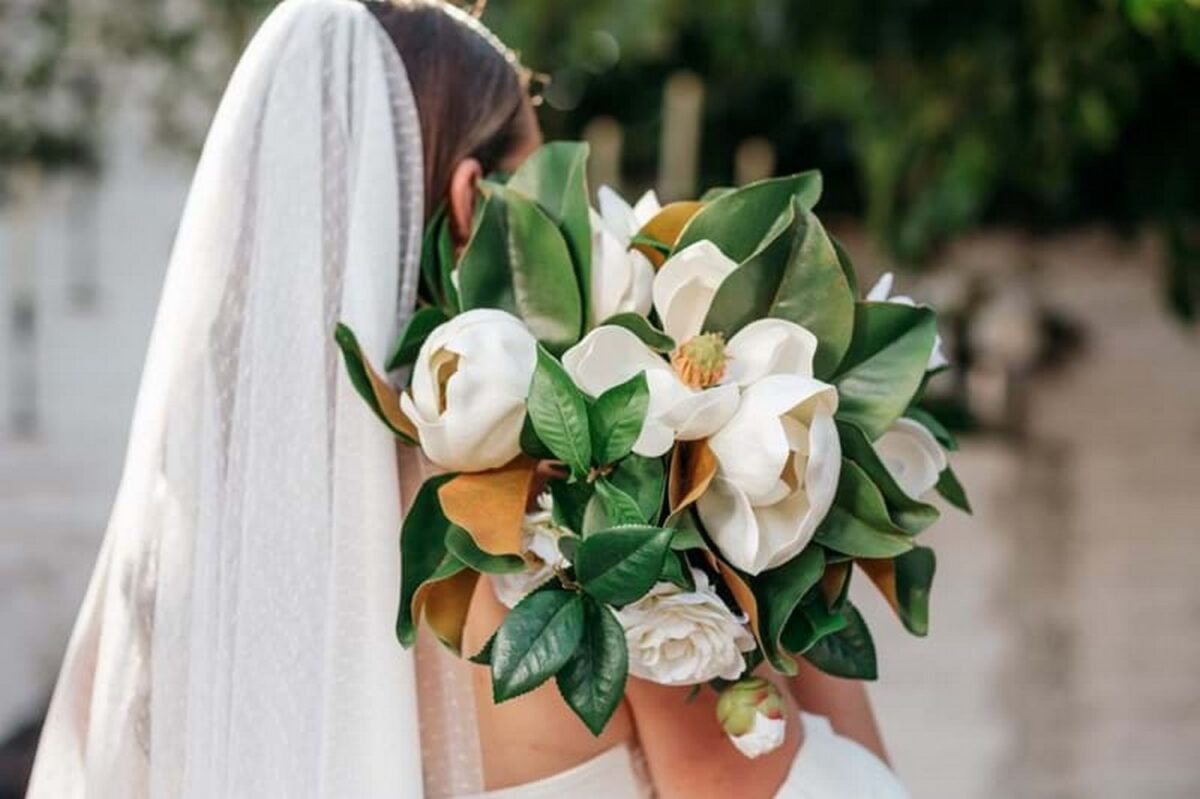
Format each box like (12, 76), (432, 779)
(617, 569), (756, 686)
(699, 374), (842, 575)
(874, 418), (947, 500)
(491, 494), (572, 609)
(563, 238), (821, 457)
(867, 271), (949, 370)
(597, 185), (662, 246)
(589, 208), (655, 325)
(400, 308), (536, 472)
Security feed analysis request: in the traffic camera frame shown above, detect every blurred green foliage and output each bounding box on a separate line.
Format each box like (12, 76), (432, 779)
(489, 0), (1200, 316)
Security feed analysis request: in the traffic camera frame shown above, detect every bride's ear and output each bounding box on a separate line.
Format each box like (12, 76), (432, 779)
(447, 157), (484, 246)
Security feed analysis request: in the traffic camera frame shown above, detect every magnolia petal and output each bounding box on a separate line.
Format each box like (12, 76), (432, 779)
(404, 393), (527, 472)
(874, 417), (947, 499)
(725, 319), (819, 385)
(632, 189), (663, 227)
(653, 241), (739, 344)
(697, 476), (763, 575)
(662, 383), (741, 441)
(562, 325), (673, 397)
(598, 185), (640, 244)
(590, 220), (647, 325)
(866, 272), (896, 302)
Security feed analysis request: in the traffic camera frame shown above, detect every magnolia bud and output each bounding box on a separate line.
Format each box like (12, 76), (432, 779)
(716, 677), (787, 758)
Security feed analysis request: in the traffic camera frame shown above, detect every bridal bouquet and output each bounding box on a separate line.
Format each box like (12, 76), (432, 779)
(336, 142), (970, 756)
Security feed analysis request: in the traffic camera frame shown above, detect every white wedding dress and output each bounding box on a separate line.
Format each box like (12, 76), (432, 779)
(26, 1), (909, 797)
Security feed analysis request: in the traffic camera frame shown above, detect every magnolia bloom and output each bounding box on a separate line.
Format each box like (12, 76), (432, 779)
(564, 238), (821, 457)
(400, 308), (536, 472)
(597, 185), (661, 246)
(717, 678), (788, 759)
(491, 494), (572, 609)
(874, 418), (948, 499)
(589, 208), (654, 325)
(617, 569), (756, 686)
(867, 272), (949, 370)
(699, 374), (842, 575)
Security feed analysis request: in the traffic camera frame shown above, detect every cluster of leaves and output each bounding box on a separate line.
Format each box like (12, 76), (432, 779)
(337, 141), (970, 736)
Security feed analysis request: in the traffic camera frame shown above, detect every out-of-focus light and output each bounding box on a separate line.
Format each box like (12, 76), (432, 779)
(581, 29), (620, 74)
(545, 67), (586, 111)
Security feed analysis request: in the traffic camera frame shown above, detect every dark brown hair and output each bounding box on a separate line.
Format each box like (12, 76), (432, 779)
(364, 0), (533, 216)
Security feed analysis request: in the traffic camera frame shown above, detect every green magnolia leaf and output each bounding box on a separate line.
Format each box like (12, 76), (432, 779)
(782, 594), (850, 654)
(527, 346), (592, 476)
(831, 235), (860, 299)
(469, 632), (495, 665)
(576, 526), (675, 605)
(555, 596), (629, 735)
(445, 525), (527, 575)
(457, 183), (583, 355)
(754, 546), (826, 674)
(675, 171), (823, 262)
(892, 546), (936, 636)
(549, 478), (592, 535)
(419, 203), (459, 312)
(659, 550), (695, 589)
(592, 478), (646, 526)
(589, 371), (649, 465)
(815, 459), (915, 558)
(834, 302), (937, 439)
(936, 465), (972, 513)
(508, 142), (592, 314)
(334, 323), (417, 444)
(802, 603), (878, 680)
(904, 406), (958, 451)
(519, 413), (556, 460)
(609, 454), (666, 524)
(600, 313), (676, 353)
(388, 306), (450, 372)
(703, 200), (855, 378)
(837, 421), (940, 534)
(397, 474), (458, 646)
(699, 186), (736, 202)
(491, 589), (585, 702)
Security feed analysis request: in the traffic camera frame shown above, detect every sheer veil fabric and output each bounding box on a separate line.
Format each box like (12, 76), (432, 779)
(25, 0), (481, 795)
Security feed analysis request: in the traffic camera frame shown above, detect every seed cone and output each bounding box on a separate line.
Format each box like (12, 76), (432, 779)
(672, 332), (728, 388)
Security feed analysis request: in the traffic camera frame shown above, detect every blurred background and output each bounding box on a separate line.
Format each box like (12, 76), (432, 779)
(2, 0), (1198, 796)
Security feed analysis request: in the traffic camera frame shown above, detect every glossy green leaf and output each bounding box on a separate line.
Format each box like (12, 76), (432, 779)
(519, 413), (556, 460)
(699, 186), (736, 202)
(549, 478), (592, 535)
(893, 546), (936, 636)
(591, 478), (646, 526)
(782, 594), (850, 654)
(387, 306), (450, 372)
(334, 323), (417, 444)
(555, 596), (629, 735)
(609, 453), (666, 524)
(675, 171), (823, 261)
(457, 183), (583, 355)
(904, 406), (958, 451)
(659, 550), (695, 589)
(508, 142), (592, 314)
(600, 313), (676, 353)
(445, 525), (527, 575)
(831, 235), (860, 299)
(576, 526), (675, 605)
(815, 460), (915, 558)
(936, 465), (972, 513)
(837, 421), (940, 534)
(834, 302), (937, 439)
(754, 546), (826, 674)
(588, 371), (649, 465)
(703, 200), (855, 377)
(802, 603), (878, 680)
(527, 346), (592, 476)
(491, 589), (585, 702)
(397, 474), (458, 646)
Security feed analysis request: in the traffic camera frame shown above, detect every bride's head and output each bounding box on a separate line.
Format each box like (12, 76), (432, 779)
(366, 0), (542, 240)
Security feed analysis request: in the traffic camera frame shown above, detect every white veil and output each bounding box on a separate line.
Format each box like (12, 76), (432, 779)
(27, 0), (443, 795)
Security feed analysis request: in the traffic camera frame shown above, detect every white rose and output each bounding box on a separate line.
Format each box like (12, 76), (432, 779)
(699, 374), (841, 575)
(563, 237), (821, 457)
(491, 494), (572, 609)
(867, 271), (949, 370)
(617, 569), (756, 686)
(589, 209), (654, 325)
(874, 417), (947, 499)
(400, 308), (536, 472)
(730, 711), (788, 759)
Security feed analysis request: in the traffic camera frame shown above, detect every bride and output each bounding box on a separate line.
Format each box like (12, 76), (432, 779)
(27, 1), (908, 796)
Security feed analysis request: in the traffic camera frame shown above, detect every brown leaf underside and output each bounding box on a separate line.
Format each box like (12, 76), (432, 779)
(633, 201), (704, 268)
(438, 456), (538, 556)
